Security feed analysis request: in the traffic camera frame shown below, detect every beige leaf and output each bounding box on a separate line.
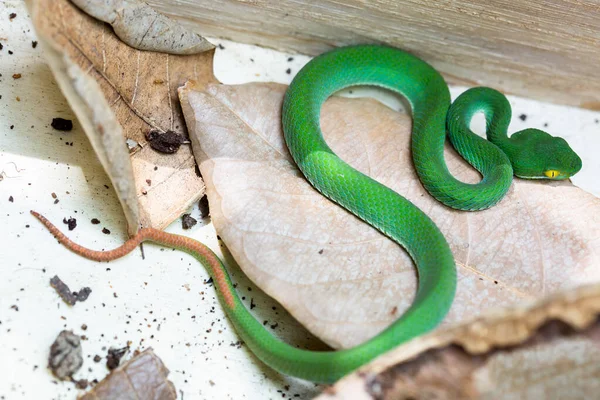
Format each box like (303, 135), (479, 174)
(179, 82), (600, 349)
(28, 0), (216, 233)
(71, 0), (214, 54)
(80, 348), (177, 400)
(314, 283), (600, 400)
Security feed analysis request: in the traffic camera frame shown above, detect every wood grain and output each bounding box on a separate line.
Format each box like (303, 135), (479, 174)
(148, 0), (600, 109)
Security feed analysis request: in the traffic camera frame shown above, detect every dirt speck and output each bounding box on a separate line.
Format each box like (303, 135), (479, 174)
(146, 130), (186, 154)
(50, 275), (92, 306)
(199, 195), (210, 218)
(75, 379), (89, 390)
(50, 118), (73, 132)
(63, 217), (77, 231)
(106, 346), (129, 370)
(182, 214), (197, 229)
(51, 118), (73, 131)
(48, 330), (83, 380)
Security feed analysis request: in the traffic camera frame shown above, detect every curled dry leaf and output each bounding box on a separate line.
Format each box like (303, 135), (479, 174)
(28, 0), (216, 233)
(30, 28), (140, 232)
(315, 283), (600, 399)
(71, 0), (214, 54)
(179, 82), (600, 349)
(79, 348), (176, 400)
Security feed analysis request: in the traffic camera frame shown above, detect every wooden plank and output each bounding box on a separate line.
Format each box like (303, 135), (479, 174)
(147, 0), (600, 109)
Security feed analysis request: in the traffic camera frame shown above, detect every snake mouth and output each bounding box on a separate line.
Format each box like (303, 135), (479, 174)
(514, 173), (570, 180)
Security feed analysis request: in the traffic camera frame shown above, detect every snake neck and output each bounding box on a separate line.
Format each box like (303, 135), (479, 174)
(447, 87), (519, 163)
(452, 88), (513, 146)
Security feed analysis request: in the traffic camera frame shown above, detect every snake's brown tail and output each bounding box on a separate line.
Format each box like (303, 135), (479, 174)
(31, 210), (237, 308)
(30, 210), (144, 262)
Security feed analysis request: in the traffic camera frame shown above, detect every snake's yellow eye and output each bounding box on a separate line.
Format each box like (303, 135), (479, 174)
(544, 170), (560, 178)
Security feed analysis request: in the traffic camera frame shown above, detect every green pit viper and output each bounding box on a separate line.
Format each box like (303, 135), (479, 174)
(32, 44), (582, 384)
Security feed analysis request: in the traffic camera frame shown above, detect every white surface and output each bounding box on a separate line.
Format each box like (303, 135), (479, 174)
(1, 1), (600, 400)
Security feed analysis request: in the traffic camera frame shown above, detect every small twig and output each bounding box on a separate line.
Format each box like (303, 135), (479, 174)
(6, 161), (25, 172)
(0, 162), (26, 181)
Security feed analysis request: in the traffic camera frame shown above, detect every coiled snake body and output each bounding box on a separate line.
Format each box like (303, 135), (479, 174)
(33, 45), (582, 383)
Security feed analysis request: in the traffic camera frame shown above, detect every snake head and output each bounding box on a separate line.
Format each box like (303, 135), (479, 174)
(509, 129), (582, 180)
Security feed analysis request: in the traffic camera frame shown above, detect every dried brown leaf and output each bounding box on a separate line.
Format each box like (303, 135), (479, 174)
(315, 283), (600, 399)
(71, 0), (214, 54)
(79, 348), (176, 400)
(30, 31), (140, 232)
(28, 0), (216, 233)
(179, 82), (600, 350)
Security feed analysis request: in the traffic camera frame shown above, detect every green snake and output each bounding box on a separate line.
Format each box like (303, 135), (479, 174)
(33, 44), (582, 384)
